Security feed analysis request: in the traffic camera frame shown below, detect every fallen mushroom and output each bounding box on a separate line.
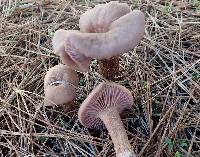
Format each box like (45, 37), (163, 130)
(79, 1), (131, 79)
(44, 64), (79, 109)
(52, 30), (91, 72)
(78, 82), (135, 157)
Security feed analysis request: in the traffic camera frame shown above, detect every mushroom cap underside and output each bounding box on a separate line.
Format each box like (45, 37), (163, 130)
(78, 82), (133, 129)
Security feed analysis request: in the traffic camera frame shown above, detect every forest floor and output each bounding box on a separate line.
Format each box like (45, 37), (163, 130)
(0, 0), (200, 156)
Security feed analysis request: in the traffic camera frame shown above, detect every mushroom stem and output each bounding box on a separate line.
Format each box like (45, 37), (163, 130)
(99, 108), (136, 157)
(98, 56), (119, 80)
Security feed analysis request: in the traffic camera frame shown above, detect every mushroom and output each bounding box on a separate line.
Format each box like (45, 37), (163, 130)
(52, 30), (91, 72)
(79, 1), (144, 79)
(78, 82), (135, 157)
(52, 1), (145, 78)
(53, 7), (145, 79)
(44, 64), (79, 109)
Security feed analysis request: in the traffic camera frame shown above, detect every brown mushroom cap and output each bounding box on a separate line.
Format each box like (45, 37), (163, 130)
(44, 64), (79, 106)
(79, 1), (131, 33)
(78, 82), (133, 129)
(61, 10), (145, 60)
(52, 30), (91, 72)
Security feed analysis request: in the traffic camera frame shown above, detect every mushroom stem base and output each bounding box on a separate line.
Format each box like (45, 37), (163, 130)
(98, 56), (119, 80)
(99, 108), (136, 157)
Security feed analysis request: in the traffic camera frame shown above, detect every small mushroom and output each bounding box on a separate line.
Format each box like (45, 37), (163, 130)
(44, 64), (79, 108)
(52, 30), (91, 72)
(78, 82), (135, 157)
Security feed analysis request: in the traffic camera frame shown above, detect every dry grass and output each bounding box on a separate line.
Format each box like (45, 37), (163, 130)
(0, 0), (200, 156)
